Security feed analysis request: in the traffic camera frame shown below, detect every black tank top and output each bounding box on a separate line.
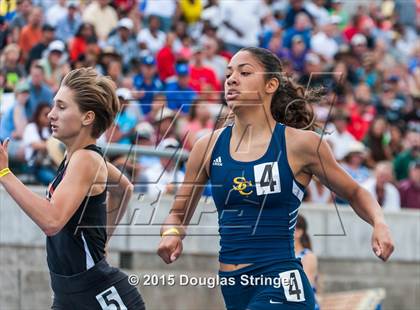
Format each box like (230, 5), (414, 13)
(46, 144), (107, 276)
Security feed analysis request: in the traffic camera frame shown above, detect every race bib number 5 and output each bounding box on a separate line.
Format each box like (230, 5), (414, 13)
(96, 286), (127, 310)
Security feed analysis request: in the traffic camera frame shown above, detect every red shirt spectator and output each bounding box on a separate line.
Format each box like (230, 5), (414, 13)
(156, 33), (177, 82)
(69, 36), (86, 62)
(189, 45), (221, 92)
(347, 101), (375, 141)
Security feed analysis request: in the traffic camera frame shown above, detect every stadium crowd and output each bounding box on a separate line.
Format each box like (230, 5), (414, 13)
(0, 0), (418, 209)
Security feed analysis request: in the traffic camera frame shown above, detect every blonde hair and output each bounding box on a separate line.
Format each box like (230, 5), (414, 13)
(61, 67), (120, 138)
(0, 43), (21, 67)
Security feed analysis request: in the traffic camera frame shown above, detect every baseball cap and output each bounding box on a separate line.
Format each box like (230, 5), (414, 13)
(154, 107), (175, 123)
(67, 1), (78, 9)
(305, 53), (321, 65)
(292, 35), (304, 43)
(116, 88), (132, 101)
(159, 138), (180, 150)
(176, 63), (189, 76)
(135, 122), (155, 140)
(15, 80), (30, 93)
(47, 40), (65, 54)
(142, 55), (156, 66)
(351, 34), (367, 46)
(117, 18), (133, 30)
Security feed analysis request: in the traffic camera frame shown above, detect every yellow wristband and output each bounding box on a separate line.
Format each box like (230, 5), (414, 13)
(0, 168), (11, 178)
(161, 227), (181, 237)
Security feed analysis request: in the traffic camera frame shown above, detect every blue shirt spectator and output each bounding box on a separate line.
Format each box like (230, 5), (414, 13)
(55, 3), (82, 43)
(165, 63), (197, 114)
(28, 64), (53, 118)
(133, 55), (163, 116)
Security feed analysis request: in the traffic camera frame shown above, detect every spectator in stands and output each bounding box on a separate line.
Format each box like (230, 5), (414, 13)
(202, 37), (228, 82)
(39, 40), (70, 92)
(398, 160), (420, 209)
(0, 43), (25, 92)
(364, 116), (393, 168)
(45, 0), (67, 28)
(9, 0), (32, 30)
(22, 103), (55, 185)
(329, 0), (349, 30)
(27, 64), (53, 118)
(189, 44), (221, 92)
(183, 99), (214, 151)
(69, 23), (97, 63)
(325, 110), (357, 161)
(82, 0), (118, 44)
(165, 63), (197, 114)
(284, 0), (313, 29)
(179, 0), (203, 25)
(0, 15), (9, 50)
(144, 137), (185, 197)
(341, 141), (371, 184)
(153, 106), (178, 144)
(294, 214), (320, 310)
(156, 32), (177, 82)
(55, 2), (82, 44)
(378, 79), (406, 123)
(133, 55), (163, 117)
(107, 18), (138, 72)
(347, 83), (376, 141)
(141, 0), (177, 32)
(305, 176), (332, 204)
(298, 52), (327, 87)
(26, 24), (56, 72)
(0, 80), (30, 160)
(137, 15), (166, 55)
(311, 15), (340, 62)
(283, 12), (312, 49)
(18, 6), (43, 60)
(218, 0), (264, 53)
(282, 34), (309, 74)
(106, 88), (140, 145)
(106, 58), (124, 86)
(393, 130), (420, 180)
(362, 161), (401, 212)
(134, 121), (158, 168)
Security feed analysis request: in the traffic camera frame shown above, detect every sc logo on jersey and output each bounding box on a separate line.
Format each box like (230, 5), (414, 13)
(232, 177), (254, 196)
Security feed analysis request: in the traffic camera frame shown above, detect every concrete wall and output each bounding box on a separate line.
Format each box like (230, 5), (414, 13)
(1, 188), (419, 309)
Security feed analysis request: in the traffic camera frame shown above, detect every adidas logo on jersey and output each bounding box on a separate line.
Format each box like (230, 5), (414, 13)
(212, 156), (223, 166)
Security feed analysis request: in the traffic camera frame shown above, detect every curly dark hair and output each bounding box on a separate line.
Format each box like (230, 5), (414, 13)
(240, 47), (323, 131)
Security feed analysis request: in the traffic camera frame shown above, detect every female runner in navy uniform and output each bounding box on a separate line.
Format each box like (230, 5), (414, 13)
(0, 68), (145, 309)
(157, 47), (394, 309)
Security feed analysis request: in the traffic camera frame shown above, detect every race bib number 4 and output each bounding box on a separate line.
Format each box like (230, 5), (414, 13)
(280, 269), (305, 302)
(253, 162), (281, 196)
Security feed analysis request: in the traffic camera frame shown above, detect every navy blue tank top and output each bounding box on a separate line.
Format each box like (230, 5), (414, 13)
(46, 144), (107, 276)
(210, 123), (305, 264)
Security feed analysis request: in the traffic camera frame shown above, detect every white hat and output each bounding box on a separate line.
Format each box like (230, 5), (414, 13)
(344, 141), (366, 157)
(305, 52), (321, 65)
(351, 34), (367, 46)
(47, 40), (65, 54)
(158, 138), (180, 150)
(329, 15), (342, 24)
(117, 18), (133, 30)
(116, 88), (132, 101)
(154, 107), (175, 123)
(135, 122), (155, 140)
